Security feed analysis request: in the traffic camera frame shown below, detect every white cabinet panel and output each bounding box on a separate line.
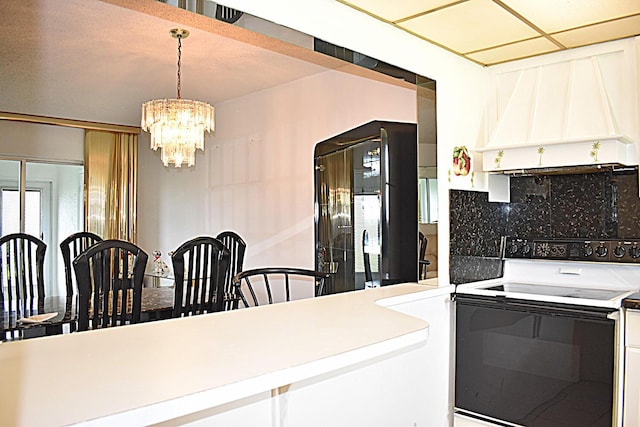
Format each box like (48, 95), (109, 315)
(627, 310), (640, 347)
(624, 347), (640, 427)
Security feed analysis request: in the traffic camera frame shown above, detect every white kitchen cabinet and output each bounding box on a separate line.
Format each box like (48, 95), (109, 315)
(624, 310), (640, 426)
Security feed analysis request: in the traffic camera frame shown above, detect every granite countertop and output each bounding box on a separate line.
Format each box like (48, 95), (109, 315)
(623, 292), (640, 309)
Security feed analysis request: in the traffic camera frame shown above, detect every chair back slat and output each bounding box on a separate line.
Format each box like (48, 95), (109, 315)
(73, 239), (147, 331)
(171, 236), (230, 318)
(216, 231), (246, 310)
(232, 268), (330, 308)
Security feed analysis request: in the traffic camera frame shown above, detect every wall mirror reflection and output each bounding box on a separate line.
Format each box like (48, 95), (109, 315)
(0, 159), (84, 296)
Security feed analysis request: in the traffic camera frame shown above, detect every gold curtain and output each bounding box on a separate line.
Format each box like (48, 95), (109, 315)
(84, 130), (138, 242)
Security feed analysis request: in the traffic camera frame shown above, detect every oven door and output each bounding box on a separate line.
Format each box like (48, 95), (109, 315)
(454, 294), (616, 427)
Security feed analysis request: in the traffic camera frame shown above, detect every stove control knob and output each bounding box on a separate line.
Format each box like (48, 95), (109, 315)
(521, 242), (531, 255)
(630, 244), (640, 259)
(583, 243), (594, 257)
(508, 241), (519, 255)
(613, 244), (626, 258)
(595, 243), (608, 258)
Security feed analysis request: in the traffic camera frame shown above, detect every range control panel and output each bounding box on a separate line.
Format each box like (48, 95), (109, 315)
(504, 237), (640, 263)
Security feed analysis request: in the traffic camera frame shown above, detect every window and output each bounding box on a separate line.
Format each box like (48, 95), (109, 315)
(1, 188), (42, 236)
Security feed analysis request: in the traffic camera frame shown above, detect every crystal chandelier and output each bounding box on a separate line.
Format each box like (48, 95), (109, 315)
(141, 29), (215, 168)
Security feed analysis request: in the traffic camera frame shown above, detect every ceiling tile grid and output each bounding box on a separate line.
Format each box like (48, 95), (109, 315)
(339, 0), (640, 65)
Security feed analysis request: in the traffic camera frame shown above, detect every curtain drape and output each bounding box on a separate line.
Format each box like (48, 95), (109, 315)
(84, 130), (138, 242)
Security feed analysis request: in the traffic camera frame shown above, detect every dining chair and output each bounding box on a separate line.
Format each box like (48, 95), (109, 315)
(418, 231), (430, 280)
(72, 239), (148, 331)
(232, 267), (330, 308)
(362, 229), (383, 288)
(216, 231), (247, 310)
(362, 230), (373, 284)
(0, 233), (47, 340)
(170, 236), (231, 318)
(60, 231), (103, 297)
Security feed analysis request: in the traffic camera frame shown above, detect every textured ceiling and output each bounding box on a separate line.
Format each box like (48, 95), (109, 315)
(0, 0), (373, 126)
(339, 0), (640, 66)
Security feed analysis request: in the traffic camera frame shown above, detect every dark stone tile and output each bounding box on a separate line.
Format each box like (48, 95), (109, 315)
(449, 256), (504, 284)
(510, 175), (550, 203)
(549, 173), (611, 238)
(449, 190), (507, 257)
(508, 176), (552, 238)
(614, 171), (640, 238)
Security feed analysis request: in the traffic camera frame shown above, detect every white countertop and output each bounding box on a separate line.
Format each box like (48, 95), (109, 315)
(0, 283), (441, 426)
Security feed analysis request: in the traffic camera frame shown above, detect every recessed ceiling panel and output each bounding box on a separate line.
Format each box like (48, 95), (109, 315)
(552, 15), (640, 48)
(339, 0), (460, 22)
(399, 0), (539, 54)
(467, 37), (560, 65)
(340, 0), (640, 65)
(503, 0), (640, 33)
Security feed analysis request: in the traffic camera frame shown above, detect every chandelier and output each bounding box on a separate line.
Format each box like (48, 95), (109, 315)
(141, 29), (215, 168)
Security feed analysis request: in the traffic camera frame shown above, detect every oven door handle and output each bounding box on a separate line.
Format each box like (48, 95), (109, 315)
(455, 294), (616, 321)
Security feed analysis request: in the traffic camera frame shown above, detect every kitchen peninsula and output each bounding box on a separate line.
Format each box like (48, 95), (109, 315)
(0, 283), (453, 426)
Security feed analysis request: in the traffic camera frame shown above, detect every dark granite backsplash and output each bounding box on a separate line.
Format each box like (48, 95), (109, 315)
(449, 168), (640, 284)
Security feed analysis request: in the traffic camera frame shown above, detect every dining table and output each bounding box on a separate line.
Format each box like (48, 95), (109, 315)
(1, 296), (76, 340)
(1, 286), (239, 340)
(1, 289), (174, 340)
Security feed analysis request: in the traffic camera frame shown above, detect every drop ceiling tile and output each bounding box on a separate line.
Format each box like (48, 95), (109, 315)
(339, 0), (461, 22)
(398, 0), (540, 54)
(466, 37), (560, 65)
(502, 0), (640, 33)
(552, 14), (640, 48)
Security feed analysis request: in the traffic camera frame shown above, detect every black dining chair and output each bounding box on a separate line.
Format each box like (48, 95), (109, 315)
(60, 232), (102, 297)
(363, 230), (373, 284)
(170, 236), (231, 318)
(418, 231), (431, 280)
(216, 231), (247, 310)
(0, 233), (47, 340)
(72, 239), (148, 331)
(232, 267), (330, 308)
(60, 232), (102, 332)
(362, 230), (381, 287)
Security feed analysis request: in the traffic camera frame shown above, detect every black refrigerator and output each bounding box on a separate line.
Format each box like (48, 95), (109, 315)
(314, 121), (418, 293)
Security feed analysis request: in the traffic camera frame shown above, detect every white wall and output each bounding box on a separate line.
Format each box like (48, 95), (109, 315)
(0, 121), (84, 162)
(138, 69), (416, 269)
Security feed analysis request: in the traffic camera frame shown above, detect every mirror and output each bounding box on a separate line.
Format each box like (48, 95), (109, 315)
(419, 167), (438, 224)
(417, 77), (438, 279)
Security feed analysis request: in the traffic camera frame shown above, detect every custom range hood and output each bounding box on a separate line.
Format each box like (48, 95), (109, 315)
(476, 48), (638, 175)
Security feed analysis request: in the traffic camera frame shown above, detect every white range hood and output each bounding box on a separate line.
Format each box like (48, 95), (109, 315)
(477, 47), (637, 174)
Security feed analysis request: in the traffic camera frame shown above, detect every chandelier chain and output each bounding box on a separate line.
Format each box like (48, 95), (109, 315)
(176, 35), (182, 99)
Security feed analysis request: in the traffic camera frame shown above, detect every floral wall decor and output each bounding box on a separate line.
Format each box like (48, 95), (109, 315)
(590, 141), (601, 162)
(453, 146), (471, 176)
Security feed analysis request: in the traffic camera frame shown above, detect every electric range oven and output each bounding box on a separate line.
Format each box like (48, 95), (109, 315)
(454, 237), (640, 427)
